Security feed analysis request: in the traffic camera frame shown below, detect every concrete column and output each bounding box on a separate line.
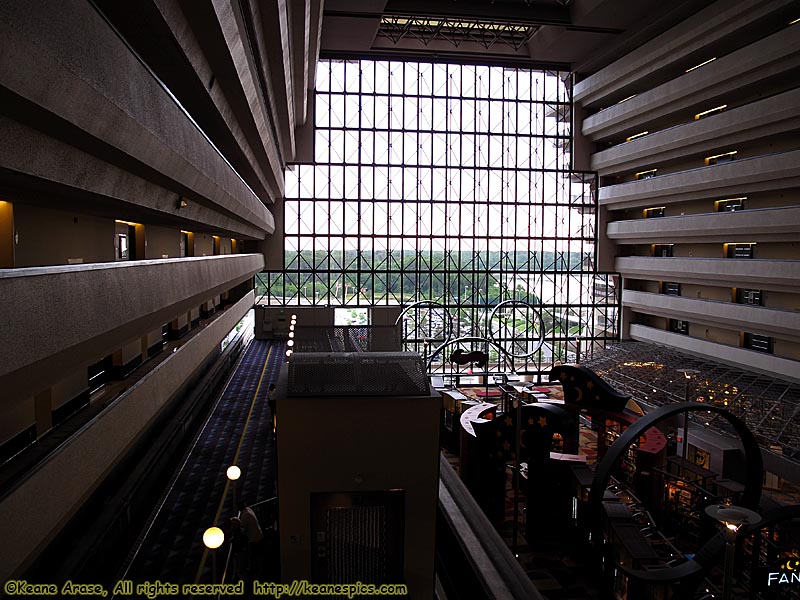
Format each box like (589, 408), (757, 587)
(189, 306), (201, 328)
(112, 339), (143, 378)
(143, 328), (164, 358)
(33, 389), (52, 435)
(169, 314), (189, 340)
(262, 198), (285, 270)
(50, 369), (89, 426)
(0, 396), (35, 449)
(201, 299), (216, 318)
(133, 224), (146, 261)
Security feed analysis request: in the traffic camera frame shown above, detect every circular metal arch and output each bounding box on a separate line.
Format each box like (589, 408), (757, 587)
(395, 300), (455, 347)
(588, 402), (763, 590)
(488, 299), (545, 359)
(426, 336), (510, 372)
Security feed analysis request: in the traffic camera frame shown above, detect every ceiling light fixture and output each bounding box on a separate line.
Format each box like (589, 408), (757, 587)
(685, 57), (716, 73)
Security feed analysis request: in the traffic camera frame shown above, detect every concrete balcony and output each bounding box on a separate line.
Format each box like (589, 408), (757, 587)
(623, 290), (800, 342)
(574, 0), (795, 108)
(629, 324), (800, 384)
(0, 291), (254, 581)
(598, 150), (800, 211)
(0, 1), (274, 236)
(0, 254), (264, 397)
(582, 26), (800, 142)
(607, 206), (800, 244)
(591, 88), (800, 176)
(616, 256), (800, 293)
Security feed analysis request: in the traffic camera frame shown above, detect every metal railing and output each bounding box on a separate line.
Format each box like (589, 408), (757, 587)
(292, 325), (402, 353)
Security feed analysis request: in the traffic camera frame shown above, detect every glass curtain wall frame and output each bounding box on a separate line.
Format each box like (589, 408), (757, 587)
(258, 59), (620, 376)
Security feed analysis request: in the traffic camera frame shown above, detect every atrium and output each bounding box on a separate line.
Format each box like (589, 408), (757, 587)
(0, 1), (798, 598)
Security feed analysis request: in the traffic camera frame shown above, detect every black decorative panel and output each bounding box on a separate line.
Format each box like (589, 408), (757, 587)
(288, 353), (429, 396)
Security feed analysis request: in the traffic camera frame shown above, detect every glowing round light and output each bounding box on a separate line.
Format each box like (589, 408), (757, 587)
(203, 527), (225, 549)
(286, 349), (293, 357)
(288, 331), (294, 338)
(287, 340), (294, 347)
(226, 466), (241, 481)
(291, 314), (297, 320)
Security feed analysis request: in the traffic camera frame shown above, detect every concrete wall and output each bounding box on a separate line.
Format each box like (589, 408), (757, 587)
(764, 290), (800, 310)
(623, 290), (800, 342)
(113, 339), (143, 370)
(0, 254), (264, 402)
(774, 338), (800, 361)
(50, 369), (89, 412)
(371, 306), (404, 327)
(616, 257), (800, 293)
(608, 206), (800, 244)
(13, 204), (115, 267)
(278, 364), (440, 598)
(574, 0), (796, 108)
(0, 1), (274, 238)
(599, 150), (800, 210)
(0, 0), (320, 578)
(0, 116), (269, 241)
(217, 236), (232, 255)
(0, 291), (254, 581)
(680, 284), (732, 302)
(630, 324), (800, 384)
(194, 233), (215, 257)
(145, 225), (181, 259)
(756, 241), (800, 260)
(592, 88), (800, 176)
(144, 328), (163, 353)
(582, 26), (800, 141)
(0, 392), (35, 446)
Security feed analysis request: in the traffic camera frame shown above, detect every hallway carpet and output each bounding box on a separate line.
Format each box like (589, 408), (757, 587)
(123, 339), (285, 585)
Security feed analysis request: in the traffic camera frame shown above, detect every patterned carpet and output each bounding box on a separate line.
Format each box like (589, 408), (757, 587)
(124, 339), (285, 585)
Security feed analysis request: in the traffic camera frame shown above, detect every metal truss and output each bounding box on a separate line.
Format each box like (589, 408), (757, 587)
(377, 16), (539, 51)
(582, 341), (800, 463)
(259, 59), (620, 376)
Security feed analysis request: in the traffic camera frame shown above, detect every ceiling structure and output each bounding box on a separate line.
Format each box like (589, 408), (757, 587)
(583, 341), (800, 465)
(320, 0), (715, 74)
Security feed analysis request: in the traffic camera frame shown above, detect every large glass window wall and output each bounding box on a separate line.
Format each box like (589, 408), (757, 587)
(257, 59), (618, 375)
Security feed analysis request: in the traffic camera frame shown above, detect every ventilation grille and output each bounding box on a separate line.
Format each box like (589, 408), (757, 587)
(288, 353), (429, 397)
(326, 505), (388, 584)
(292, 326), (401, 353)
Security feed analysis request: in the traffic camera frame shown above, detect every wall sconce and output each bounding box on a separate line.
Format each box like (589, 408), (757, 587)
(177, 196), (188, 209)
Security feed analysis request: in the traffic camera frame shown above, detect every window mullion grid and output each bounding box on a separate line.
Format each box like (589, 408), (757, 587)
(276, 60), (606, 378)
